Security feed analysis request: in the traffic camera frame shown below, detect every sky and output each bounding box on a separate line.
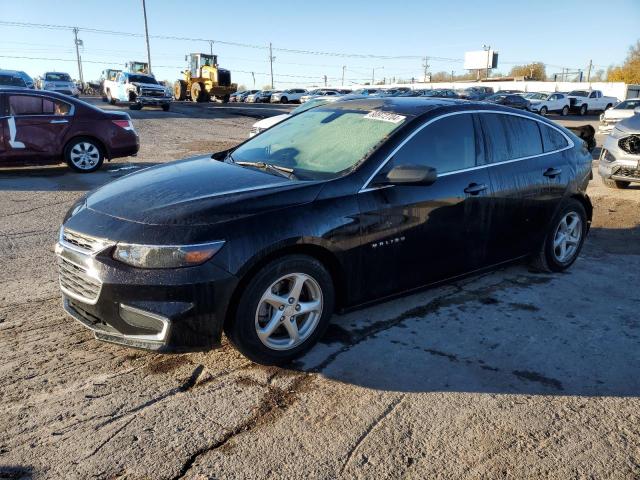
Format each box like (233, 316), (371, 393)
(1, 0), (639, 89)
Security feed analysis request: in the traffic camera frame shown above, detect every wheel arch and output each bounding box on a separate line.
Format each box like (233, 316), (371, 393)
(569, 193), (593, 224)
(63, 134), (110, 160)
(223, 241), (347, 330)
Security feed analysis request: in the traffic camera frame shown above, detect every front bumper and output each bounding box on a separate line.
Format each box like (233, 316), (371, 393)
(598, 149), (640, 183)
(135, 96), (171, 105)
(55, 230), (237, 352)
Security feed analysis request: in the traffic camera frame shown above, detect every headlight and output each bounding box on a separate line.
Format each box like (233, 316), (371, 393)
(113, 241), (225, 268)
(600, 149), (616, 163)
(44, 82), (54, 88)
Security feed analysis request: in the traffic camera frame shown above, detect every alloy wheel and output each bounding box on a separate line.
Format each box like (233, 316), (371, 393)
(69, 142), (100, 170)
(254, 272), (323, 351)
(552, 212), (582, 263)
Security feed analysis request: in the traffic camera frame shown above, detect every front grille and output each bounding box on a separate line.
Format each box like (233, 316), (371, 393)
(613, 166), (640, 179)
(58, 257), (102, 303)
(619, 135), (640, 155)
(62, 228), (105, 252)
(141, 89), (164, 97)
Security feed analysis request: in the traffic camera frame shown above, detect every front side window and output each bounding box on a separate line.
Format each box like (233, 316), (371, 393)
(480, 113), (543, 162)
(232, 107), (408, 179)
(389, 113), (477, 174)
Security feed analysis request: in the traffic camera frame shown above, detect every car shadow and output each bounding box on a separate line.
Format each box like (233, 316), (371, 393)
(0, 162), (159, 192)
(0, 465), (33, 479)
(294, 225), (640, 398)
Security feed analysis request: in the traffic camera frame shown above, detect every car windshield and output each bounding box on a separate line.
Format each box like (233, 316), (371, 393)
(231, 106), (408, 180)
(128, 75), (157, 84)
(569, 90), (589, 97)
(0, 75), (26, 86)
(45, 73), (71, 82)
(614, 100), (640, 110)
(290, 98), (331, 114)
(529, 93), (550, 100)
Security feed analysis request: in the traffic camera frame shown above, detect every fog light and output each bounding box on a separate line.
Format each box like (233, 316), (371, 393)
(119, 304), (167, 335)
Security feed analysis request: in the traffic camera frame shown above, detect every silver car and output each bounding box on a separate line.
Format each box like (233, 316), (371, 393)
(39, 72), (80, 97)
(599, 110), (640, 189)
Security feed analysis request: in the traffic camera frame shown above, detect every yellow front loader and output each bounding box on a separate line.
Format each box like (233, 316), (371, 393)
(174, 53), (237, 103)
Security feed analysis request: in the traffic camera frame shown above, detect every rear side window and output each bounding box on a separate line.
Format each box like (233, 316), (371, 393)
(539, 124), (569, 152)
(391, 113), (477, 174)
(480, 113), (543, 162)
(9, 95), (71, 116)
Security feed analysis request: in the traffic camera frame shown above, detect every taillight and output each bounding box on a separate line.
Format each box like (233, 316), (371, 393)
(112, 119), (133, 131)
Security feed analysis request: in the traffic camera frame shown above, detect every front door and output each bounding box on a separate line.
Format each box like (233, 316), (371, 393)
(6, 94), (72, 162)
(357, 112), (493, 299)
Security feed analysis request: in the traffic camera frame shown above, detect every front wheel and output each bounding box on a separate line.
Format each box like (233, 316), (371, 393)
(161, 103), (170, 111)
(129, 103), (142, 110)
(539, 106), (548, 116)
(530, 199), (588, 272)
(561, 105), (569, 116)
(280, 96), (288, 104)
(64, 138), (104, 173)
(579, 104), (588, 116)
(225, 255), (335, 365)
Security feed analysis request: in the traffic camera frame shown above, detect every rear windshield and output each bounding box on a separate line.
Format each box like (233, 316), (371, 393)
(0, 75), (26, 86)
(128, 75), (157, 84)
(45, 73), (71, 82)
(231, 107), (409, 180)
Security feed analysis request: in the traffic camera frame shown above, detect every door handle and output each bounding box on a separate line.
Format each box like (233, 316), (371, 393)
(464, 183), (488, 195)
(50, 119), (68, 124)
(543, 167), (562, 178)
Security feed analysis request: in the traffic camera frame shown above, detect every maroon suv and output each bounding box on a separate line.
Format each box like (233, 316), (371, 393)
(0, 88), (139, 172)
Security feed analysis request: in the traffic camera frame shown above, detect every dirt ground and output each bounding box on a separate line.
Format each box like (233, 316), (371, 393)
(0, 102), (639, 479)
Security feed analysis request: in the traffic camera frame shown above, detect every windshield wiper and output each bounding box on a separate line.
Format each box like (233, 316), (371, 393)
(234, 161), (297, 180)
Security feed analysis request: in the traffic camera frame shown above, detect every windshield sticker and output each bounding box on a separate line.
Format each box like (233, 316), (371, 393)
(364, 111), (406, 124)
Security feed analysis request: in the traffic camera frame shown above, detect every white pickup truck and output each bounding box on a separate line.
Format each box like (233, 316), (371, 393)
(567, 90), (617, 116)
(103, 71), (171, 111)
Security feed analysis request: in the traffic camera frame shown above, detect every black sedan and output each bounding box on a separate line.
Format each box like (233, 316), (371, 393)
(485, 93), (531, 110)
(56, 98), (592, 364)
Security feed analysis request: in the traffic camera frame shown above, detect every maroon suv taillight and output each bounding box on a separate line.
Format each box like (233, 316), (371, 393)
(112, 119), (133, 131)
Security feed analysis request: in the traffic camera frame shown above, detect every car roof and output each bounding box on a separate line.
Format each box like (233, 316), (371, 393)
(324, 97), (465, 115)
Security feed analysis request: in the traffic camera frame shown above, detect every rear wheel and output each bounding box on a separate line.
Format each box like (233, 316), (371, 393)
(65, 138), (104, 173)
(225, 255), (335, 365)
(174, 80), (187, 101)
(561, 105), (569, 116)
(222, 94), (230, 103)
(603, 178), (630, 189)
(530, 199), (587, 272)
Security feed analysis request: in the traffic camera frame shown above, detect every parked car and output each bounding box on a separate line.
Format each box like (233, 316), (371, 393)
(424, 89), (459, 99)
(352, 88), (380, 96)
(55, 97), (592, 364)
(458, 86), (494, 100)
(598, 99), (640, 133)
(599, 111), (640, 188)
(526, 92), (570, 116)
(244, 91), (261, 103)
(249, 96), (340, 137)
(103, 72), (171, 111)
(299, 89), (341, 103)
(253, 90), (280, 103)
(271, 89), (307, 103)
(38, 72), (80, 98)
(0, 88), (139, 172)
(236, 90), (259, 103)
(567, 90), (617, 116)
(495, 89), (523, 95)
(484, 93), (531, 110)
(0, 70), (34, 89)
(229, 91), (245, 103)
(0, 72), (28, 88)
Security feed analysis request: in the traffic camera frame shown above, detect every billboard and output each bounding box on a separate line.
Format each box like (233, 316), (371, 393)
(464, 50), (499, 70)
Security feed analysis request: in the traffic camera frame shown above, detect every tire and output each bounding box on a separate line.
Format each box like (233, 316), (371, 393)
(191, 82), (205, 103)
(539, 106), (548, 116)
(579, 104), (588, 116)
(605, 103), (612, 110)
(225, 255), (335, 365)
(603, 178), (630, 189)
(529, 199), (588, 273)
(174, 80), (187, 101)
(161, 103), (170, 111)
(106, 89), (116, 105)
(561, 105), (569, 116)
(222, 94), (230, 103)
(129, 103), (142, 110)
(280, 96), (288, 104)
(64, 137), (104, 173)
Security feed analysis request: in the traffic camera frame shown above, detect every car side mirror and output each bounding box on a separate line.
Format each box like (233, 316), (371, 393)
(634, 106), (640, 115)
(211, 148), (233, 161)
(373, 164), (437, 187)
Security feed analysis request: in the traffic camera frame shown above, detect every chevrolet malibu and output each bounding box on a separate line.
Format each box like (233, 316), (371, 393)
(56, 98), (593, 364)
(0, 88), (139, 172)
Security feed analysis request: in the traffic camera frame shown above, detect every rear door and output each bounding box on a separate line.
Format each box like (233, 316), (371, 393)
(0, 93), (7, 161)
(357, 112), (493, 298)
(479, 112), (568, 263)
(6, 93), (73, 161)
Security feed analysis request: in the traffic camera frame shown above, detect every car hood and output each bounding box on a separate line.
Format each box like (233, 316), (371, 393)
(86, 156), (322, 226)
(604, 109), (635, 120)
(616, 114), (640, 133)
(130, 82), (164, 89)
(253, 114), (289, 129)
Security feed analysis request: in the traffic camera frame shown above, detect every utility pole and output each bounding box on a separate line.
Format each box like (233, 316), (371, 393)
(209, 40), (214, 57)
(324, 75), (327, 87)
(371, 68), (375, 85)
(251, 72), (255, 87)
(422, 56), (429, 82)
(451, 70), (455, 82)
(269, 42), (275, 89)
(142, 0), (152, 74)
(483, 44), (491, 80)
(341, 65), (346, 86)
(72, 27), (84, 85)
(586, 59), (592, 82)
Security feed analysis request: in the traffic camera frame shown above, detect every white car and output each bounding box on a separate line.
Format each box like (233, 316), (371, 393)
(39, 72), (80, 98)
(526, 92), (570, 116)
(598, 112), (640, 188)
(568, 90), (617, 116)
(270, 88), (307, 104)
(300, 89), (341, 103)
(249, 97), (340, 137)
(599, 99), (640, 133)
